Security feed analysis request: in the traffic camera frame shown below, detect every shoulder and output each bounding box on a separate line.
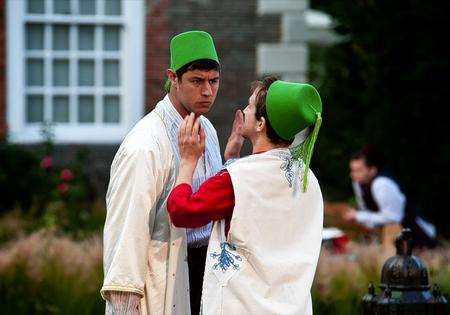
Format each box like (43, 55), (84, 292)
(117, 112), (172, 159)
(372, 176), (399, 190)
(205, 169), (232, 186)
(372, 176), (404, 197)
(227, 150), (287, 170)
(307, 168), (319, 185)
(303, 167), (321, 196)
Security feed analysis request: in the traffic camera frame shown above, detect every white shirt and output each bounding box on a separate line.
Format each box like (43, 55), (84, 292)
(353, 176), (436, 238)
(160, 95), (222, 247)
(353, 176), (405, 228)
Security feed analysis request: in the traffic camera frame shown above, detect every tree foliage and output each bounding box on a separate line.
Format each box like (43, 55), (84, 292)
(310, 1), (450, 236)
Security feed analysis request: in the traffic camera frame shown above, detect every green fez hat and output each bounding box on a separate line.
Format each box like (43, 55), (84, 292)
(266, 80), (323, 192)
(165, 30), (219, 90)
(170, 30), (219, 71)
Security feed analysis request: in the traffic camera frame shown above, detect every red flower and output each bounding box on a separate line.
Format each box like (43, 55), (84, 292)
(40, 156), (53, 169)
(60, 168), (74, 181)
(57, 183), (69, 194)
(332, 234), (350, 254)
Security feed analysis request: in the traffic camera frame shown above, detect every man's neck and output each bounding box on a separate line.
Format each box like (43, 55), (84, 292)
(168, 91), (189, 118)
(251, 136), (289, 154)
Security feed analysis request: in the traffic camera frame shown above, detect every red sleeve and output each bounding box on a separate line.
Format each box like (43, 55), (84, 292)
(167, 170), (235, 228)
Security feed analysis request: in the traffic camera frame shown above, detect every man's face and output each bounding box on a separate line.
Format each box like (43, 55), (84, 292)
(175, 69), (220, 115)
(241, 89), (260, 139)
(349, 158), (377, 184)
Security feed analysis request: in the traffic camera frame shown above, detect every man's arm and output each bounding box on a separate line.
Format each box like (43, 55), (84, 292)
(102, 144), (167, 309)
(355, 178), (405, 228)
(168, 113), (234, 228)
(167, 170), (234, 227)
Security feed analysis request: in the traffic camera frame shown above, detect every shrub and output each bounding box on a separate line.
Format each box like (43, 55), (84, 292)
(312, 242), (450, 314)
(0, 230), (104, 314)
(0, 137), (103, 238)
(0, 139), (42, 213)
(1, 231), (448, 315)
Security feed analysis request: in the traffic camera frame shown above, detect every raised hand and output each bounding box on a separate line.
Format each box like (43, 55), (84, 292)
(224, 109), (245, 160)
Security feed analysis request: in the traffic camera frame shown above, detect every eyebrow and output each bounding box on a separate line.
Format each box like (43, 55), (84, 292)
(189, 76), (220, 81)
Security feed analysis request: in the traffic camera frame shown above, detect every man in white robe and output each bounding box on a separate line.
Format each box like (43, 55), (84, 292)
(101, 31), (224, 315)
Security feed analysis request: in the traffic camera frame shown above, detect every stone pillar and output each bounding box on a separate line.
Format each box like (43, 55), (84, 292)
(256, 0), (335, 82)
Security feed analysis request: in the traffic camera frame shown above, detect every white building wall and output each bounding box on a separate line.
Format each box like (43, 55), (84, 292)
(257, 0), (335, 82)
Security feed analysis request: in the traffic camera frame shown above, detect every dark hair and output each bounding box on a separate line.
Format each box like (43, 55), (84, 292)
(351, 144), (385, 169)
(175, 59), (220, 80)
(251, 76), (294, 146)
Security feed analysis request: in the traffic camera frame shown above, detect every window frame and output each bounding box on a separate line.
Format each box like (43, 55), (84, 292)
(7, 0), (145, 144)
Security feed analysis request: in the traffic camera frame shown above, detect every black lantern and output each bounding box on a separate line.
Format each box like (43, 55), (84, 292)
(362, 228), (448, 314)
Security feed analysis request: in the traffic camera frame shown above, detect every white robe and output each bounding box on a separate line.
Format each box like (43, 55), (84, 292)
(201, 149), (324, 315)
(101, 96), (221, 314)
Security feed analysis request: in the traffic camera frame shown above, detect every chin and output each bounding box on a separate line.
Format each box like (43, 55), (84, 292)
(195, 107), (211, 115)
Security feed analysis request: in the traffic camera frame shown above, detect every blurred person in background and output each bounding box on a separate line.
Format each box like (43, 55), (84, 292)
(343, 145), (437, 248)
(167, 77), (324, 314)
(101, 31), (225, 315)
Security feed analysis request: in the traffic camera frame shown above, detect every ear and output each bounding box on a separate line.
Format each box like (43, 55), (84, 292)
(256, 116), (266, 133)
(166, 69), (178, 88)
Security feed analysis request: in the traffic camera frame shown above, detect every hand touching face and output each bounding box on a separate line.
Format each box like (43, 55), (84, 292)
(178, 112), (205, 166)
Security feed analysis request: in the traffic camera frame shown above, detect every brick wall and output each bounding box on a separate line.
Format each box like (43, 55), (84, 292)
(145, 0), (171, 111)
(0, 0), (6, 137)
(145, 0), (281, 152)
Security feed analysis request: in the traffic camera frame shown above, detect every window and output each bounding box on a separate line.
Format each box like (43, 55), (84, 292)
(7, 0), (145, 143)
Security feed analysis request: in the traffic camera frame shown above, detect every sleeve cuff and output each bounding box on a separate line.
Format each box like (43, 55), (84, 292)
(355, 211), (376, 228)
(100, 285), (144, 301)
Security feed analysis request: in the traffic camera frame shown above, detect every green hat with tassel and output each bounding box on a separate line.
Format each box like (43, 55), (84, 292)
(266, 80), (323, 192)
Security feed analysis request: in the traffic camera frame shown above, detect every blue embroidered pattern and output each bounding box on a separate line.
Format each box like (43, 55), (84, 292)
(279, 154), (295, 187)
(210, 242), (242, 272)
(270, 150), (305, 189)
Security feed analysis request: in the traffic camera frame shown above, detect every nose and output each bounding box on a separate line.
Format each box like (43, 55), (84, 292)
(202, 82), (212, 97)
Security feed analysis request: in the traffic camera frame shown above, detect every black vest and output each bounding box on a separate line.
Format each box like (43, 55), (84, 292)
(358, 175), (436, 247)
(359, 175), (414, 221)
(360, 180), (379, 213)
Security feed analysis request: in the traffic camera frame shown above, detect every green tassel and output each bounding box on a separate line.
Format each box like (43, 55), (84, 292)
(290, 112), (322, 192)
(164, 79), (171, 92)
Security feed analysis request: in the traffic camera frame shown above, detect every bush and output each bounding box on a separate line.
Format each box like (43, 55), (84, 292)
(0, 231), (104, 314)
(312, 243), (450, 314)
(1, 231), (448, 315)
(0, 139), (42, 213)
(0, 137), (103, 238)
